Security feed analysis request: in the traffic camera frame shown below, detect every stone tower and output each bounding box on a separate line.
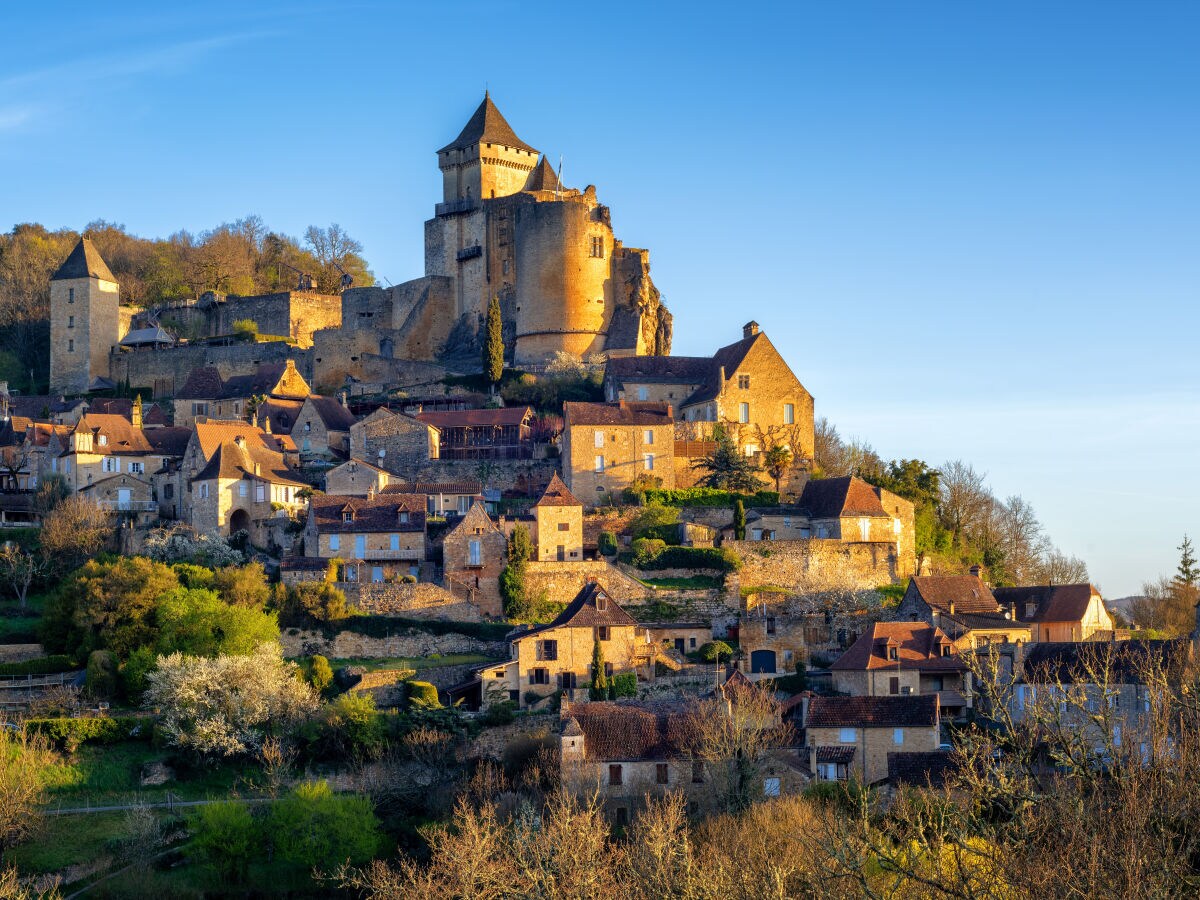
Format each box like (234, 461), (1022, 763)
(49, 238), (120, 396)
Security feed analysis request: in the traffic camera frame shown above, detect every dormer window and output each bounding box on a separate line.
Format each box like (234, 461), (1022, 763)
(941, 644), (952, 657)
(1025, 601), (1037, 619)
(596, 594), (607, 612)
(304, 422), (312, 432)
(342, 511), (354, 523)
(399, 511), (409, 524)
(97, 435), (107, 446)
(888, 646), (898, 661)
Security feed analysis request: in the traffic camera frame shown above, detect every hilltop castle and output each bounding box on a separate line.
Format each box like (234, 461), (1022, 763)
(49, 94), (673, 397)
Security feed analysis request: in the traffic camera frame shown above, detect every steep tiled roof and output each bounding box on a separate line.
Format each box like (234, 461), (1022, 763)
(256, 398), (304, 433)
(887, 752), (956, 787)
(994, 584), (1099, 625)
(513, 582), (638, 641)
(799, 476), (888, 519)
(416, 406), (532, 428)
(439, 93), (537, 154)
(563, 401), (673, 427)
(907, 576), (998, 615)
(194, 439), (306, 486)
(6, 396), (86, 419)
(87, 398), (168, 426)
(831, 622), (965, 673)
(176, 367), (225, 400)
(525, 156), (561, 192)
(533, 472), (580, 508)
(223, 363), (292, 399)
(74, 413), (155, 454)
(304, 396), (357, 432)
(309, 493), (427, 533)
(605, 355), (715, 386)
(51, 238), (116, 282)
(1020, 639), (1188, 685)
(120, 326), (174, 346)
(567, 701), (693, 761)
(806, 695), (939, 729)
(193, 421), (290, 460)
(144, 426), (192, 458)
(683, 334), (761, 405)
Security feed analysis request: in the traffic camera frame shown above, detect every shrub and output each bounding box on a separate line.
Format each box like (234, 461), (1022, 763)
(333, 616), (511, 642)
(309, 655), (334, 693)
(188, 801), (256, 883)
(269, 781), (382, 871)
(638, 546), (741, 573)
(611, 672), (637, 698)
(407, 680), (440, 709)
(26, 716), (149, 750)
(597, 531), (618, 557)
(699, 640), (734, 663)
(231, 319), (258, 341)
(629, 502), (679, 540)
(325, 692), (385, 761)
(0, 654), (77, 677)
(121, 646), (157, 703)
(643, 488), (779, 508)
(484, 700), (517, 726)
(85, 650), (119, 700)
(631, 538), (667, 566)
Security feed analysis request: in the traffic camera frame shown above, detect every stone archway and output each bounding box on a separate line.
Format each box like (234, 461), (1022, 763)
(229, 508), (251, 536)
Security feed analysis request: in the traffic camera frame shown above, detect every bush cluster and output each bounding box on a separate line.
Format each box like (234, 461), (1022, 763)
(333, 615), (511, 643)
(26, 716), (150, 749)
(642, 488), (779, 508)
(634, 546), (741, 573)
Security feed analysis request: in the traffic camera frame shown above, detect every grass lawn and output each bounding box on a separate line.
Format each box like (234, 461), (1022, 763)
(330, 652), (500, 673)
(40, 741), (249, 808)
(3, 811), (127, 874)
(637, 575), (723, 591)
(0, 592), (49, 642)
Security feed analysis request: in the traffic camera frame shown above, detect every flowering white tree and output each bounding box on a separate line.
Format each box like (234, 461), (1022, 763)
(144, 643), (316, 758)
(143, 523), (245, 568)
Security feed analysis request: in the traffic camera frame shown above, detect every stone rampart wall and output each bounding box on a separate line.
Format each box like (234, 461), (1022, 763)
(279, 628), (507, 660)
(524, 559), (650, 603)
(725, 539), (901, 592)
(467, 713), (559, 761)
(343, 582), (485, 622)
(109, 341), (312, 398)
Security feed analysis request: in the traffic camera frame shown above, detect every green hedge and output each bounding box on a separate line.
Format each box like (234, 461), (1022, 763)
(611, 672), (637, 698)
(643, 488), (779, 508)
(639, 524), (681, 545)
(0, 655), (78, 677)
(638, 547), (740, 573)
(26, 716), (150, 748)
(407, 681), (440, 709)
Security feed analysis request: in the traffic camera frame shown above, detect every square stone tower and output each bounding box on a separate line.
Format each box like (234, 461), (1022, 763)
(49, 238), (120, 396)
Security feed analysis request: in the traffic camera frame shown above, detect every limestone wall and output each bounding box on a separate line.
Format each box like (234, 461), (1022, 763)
(109, 340), (311, 398)
(524, 559), (650, 603)
(467, 713), (558, 761)
(279, 627), (507, 660)
(342, 582), (486, 622)
(726, 539), (903, 593)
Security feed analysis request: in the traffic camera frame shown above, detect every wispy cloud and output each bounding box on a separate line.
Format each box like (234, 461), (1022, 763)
(0, 106), (35, 132)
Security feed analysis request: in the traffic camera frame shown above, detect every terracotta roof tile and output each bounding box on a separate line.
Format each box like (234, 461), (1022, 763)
(175, 367), (225, 400)
(532, 472), (580, 508)
(304, 395), (357, 431)
(831, 622), (965, 673)
(1020, 639), (1188, 685)
(799, 476), (888, 519)
(993, 584), (1099, 625)
(907, 576), (998, 615)
(816, 746), (857, 764)
(563, 401), (673, 427)
(416, 406), (532, 428)
(513, 582), (638, 641)
(74, 413), (154, 454)
(806, 695), (939, 729)
(887, 751), (956, 787)
(383, 479), (482, 495)
(309, 493), (427, 533)
(194, 438), (306, 487)
(567, 701), (694, 761)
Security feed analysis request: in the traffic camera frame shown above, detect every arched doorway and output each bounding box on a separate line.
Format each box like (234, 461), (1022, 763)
(749, 649), (777, 674)
(229, 508), (251, 536)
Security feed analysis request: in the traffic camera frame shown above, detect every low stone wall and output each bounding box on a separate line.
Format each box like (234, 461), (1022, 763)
(0, 644), (43, 663)
(524, 559), (650, 603)
(344, 582), (485, 622)
(726, 539), (901, 592)
(467, 713), (559, 761)
(280, 628), (507, 660)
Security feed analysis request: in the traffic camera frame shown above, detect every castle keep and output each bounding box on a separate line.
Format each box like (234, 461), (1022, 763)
(51, 94), (672, 397)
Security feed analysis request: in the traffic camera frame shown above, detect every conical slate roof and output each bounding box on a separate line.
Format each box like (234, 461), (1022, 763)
(51, 238), (116, 282)
(439, 92), (537, 154)
(525, 155), (561, 192)
(533, 472), (581, 508)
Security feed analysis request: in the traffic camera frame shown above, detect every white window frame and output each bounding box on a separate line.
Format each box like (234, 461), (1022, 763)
(739, 402), (749, 424)
(644, 453), (655, 471)
(469, 539), (482, 566)
(643, 429), (654, 445)
(255, 482), (266, 503)
(594, 431), (604, 449)
(594, 455), (605, 473)
(784, 403), (794, 424)
(103, 457), (118, 473)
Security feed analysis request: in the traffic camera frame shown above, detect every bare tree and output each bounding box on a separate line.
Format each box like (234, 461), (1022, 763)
(1033, 548), (1089, 585)
(38, 495), (111, 573)
(938, 459), (992, 546)
(0, 544), (44, 608)
(0, 728), (51, 850)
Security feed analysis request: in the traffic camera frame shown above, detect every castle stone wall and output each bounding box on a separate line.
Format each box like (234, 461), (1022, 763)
(109, 341), (311, 398)
(725, 539), (903, 593)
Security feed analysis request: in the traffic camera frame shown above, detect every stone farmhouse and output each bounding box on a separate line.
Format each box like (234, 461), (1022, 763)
(830, 622), (973, 721)
(303, 492), (427, 583)
(561, 401), (675, 501)
(441, 501), (508, 616)
(189, 435), (307, 539)
(605, 321), (814, 491)
(531, 473), (584, 562)
(479, 582), (653, 709)
(993, 583), (1114, 643)
(804, 695), (941, 785)
(895, 573), (1033, 648)
(173, 361), (311, 429)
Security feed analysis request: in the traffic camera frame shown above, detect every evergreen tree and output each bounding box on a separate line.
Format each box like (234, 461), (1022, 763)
(1175, 535), (1199, 588)
(589, 637), (608, 700)
(692, 425), (761, 493)
(500, 525), (533, 619)
(733, 498), (746, 541)
(763, 445), (792, 495)
(482, 294), (504, 389)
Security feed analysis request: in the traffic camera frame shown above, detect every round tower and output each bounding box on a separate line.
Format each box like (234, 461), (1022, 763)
(513, 195), (613, 366)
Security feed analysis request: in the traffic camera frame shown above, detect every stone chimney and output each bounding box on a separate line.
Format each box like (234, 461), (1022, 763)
(743, 321), (760, 339)
(366, 485), (376, 501)
(968, 564), (983, 580)
(263, 415), (272, 434)
(234, 435), (246, 449)
(131, 394), (143, 429)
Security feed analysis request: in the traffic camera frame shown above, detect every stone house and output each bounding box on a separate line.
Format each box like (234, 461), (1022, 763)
(894, 572), (1033, 648)
(173, 360), (311, 428)
(304, 492), (428, 583)
(1009, 640), (1190, 757)
(479, 582), (653, 709)
(531, 473), (583, 562)
(441, 501), (507, 617)
(383, 479), (484, 518)
(830, 622), (973, 721)
(48, 413), (178, 495)
(173, 420), (299, 524)
(605, 322), (814, 488)
(739, 602), (809, 679)
(643, 623), (713, 657)
(993, 584), (1114, 642)
(290, 394), (357, 459)
(3, 392), (90, 426)
(348, 408), (440, 472)
(323, 458), (395, 497)
(804, 695), (941, 785)
(190, 435), (307, 538)
(414, 406), (535, 460)
(559, 699), (808, 822)
(560, 401), (675, 502)
(78, 472), (156, 523)
(86, 397), (168, 427)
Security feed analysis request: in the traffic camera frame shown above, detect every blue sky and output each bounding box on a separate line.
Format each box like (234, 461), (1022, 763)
(2, 2), (1197, 596)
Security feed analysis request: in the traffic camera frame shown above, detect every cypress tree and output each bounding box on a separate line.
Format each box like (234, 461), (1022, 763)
(733, 498), (746, 541)
(590, 637), (608, 700)
(482, 294), (504, 389)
